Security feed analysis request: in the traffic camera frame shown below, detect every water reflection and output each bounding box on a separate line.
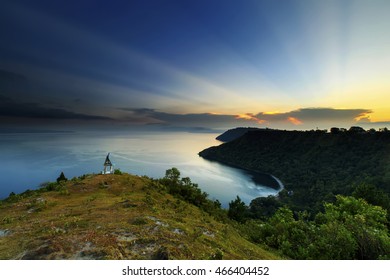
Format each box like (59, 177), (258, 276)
(0, 131), (279, 206)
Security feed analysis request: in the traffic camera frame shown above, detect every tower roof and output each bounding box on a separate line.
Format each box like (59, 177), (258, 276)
(104, 153), (112, 166)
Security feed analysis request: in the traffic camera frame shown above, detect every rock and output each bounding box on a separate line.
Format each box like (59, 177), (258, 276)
(21, 243), (56, 260)
(0, 229), (10, 237)
(172, 228), (184, 235)
(154, 246), (169, 260)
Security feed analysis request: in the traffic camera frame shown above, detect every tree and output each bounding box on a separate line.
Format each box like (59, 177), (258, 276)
(56, 172), (68, 183)
(228, 196), (249, 223)
(310, 221), (357, 259)
(330, 127), (340, 134)
(164, 167), (180, 183)
(249, 195), (282, 219)
(348, 126), (365, 133)
(258, 196), (390, 259)
(318, 195), (390, 259)
(260, 207), (313, 259)
(181, 177), (191, 186)
(352, 183), (390, 212)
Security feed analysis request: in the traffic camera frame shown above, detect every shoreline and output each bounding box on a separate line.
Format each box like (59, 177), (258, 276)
(198, 153), (283, 192)
(270, 175), (284, 191)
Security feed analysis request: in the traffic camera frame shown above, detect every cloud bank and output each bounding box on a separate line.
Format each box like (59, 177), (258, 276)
(253, 108), (372, 125)
(0, 95), (112, 122)
(0, 92), (379, 131)
(119, 107), (374, 130)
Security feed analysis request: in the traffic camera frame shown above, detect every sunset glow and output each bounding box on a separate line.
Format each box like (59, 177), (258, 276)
(287, 117), (303, 126)
(235, 114), (266, 124)
(0, 0), (389, 130)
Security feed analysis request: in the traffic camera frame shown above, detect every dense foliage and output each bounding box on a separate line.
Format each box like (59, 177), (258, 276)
(155, 166), (390, 259)
(160, 168), (390, 259)
(228, 196), (248, 223)
(248, 196), (390, 259)
(216, 127), (260, 142)
(158, 168), (226, 221)
(200, 128), (390, 259)
(200, 128), (390, 215)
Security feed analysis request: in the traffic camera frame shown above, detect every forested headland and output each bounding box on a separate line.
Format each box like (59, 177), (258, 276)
(199, 127), (390, 259)
(200, 127), (390, 213)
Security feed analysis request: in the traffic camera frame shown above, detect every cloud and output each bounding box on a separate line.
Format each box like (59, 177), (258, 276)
(235, 113), (267, 124)
(119, 108), (236, 124)
(145, 124), (223, 134)
(0, 95), (112, 121)
(118, 108), (260, 128)
(118, 107), (375, 130)
(287, 117), (303, 125)
(255, 108), (372, 125)
(3, 99), (378, 130)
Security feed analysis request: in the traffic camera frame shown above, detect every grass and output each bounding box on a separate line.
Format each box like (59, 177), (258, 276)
(0, 173), (281, 260)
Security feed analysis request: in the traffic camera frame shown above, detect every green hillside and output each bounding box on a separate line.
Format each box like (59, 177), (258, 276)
(0, 172), (280, 260)
(200, 128), (390, 214)
(216, 127), (261, 142)
(199, 128), (390, 259)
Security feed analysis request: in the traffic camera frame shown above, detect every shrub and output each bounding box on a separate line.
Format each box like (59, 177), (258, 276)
(114, 169), (122, 175)
(209, 249), (223, 260)
(257, 196), (390, 259)
(228, 196), (249, 223)
(131, 217), (148, 225)
(56, 172), (68, 183)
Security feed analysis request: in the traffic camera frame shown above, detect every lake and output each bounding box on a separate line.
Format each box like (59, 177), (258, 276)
(0, 130), (280, 206)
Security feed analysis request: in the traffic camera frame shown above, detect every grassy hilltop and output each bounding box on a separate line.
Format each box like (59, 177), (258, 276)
(0, 172), (279, 260)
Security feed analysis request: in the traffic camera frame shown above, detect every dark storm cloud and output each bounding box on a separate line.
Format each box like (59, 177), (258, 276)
(119, 108), (237, 123)
(0, 96), (112, 120)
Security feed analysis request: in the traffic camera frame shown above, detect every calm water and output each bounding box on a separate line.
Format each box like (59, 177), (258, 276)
(0, 131), (280, 206)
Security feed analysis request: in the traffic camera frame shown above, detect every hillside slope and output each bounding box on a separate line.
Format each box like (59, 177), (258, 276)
(216, 127), (260, 142)
(0, 173), (279, 260)
(200, 129), (390, 213)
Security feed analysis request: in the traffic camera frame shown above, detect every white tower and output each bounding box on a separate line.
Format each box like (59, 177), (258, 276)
(103, 153), (113, 174)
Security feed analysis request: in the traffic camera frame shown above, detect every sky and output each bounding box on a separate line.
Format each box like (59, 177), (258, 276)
(1, 0), (390, 131)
